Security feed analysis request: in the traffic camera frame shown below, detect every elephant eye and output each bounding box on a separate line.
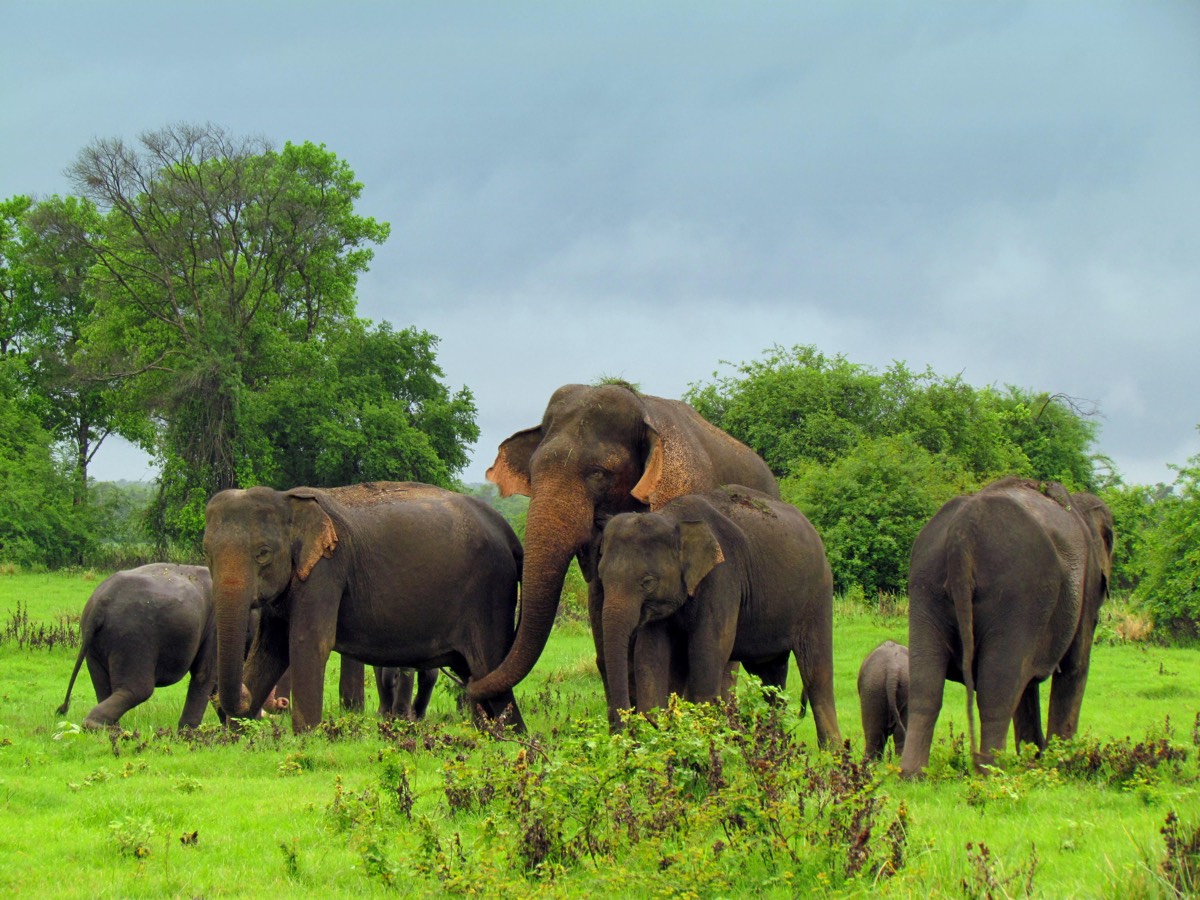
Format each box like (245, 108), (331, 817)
(255, 547), (272, 565)
(640, 574), (658, 593)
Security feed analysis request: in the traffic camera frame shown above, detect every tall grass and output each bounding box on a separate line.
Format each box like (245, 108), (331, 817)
(2, 571), (1198, 897)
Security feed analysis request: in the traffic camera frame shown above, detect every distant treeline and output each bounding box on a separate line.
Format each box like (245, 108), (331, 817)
(1, 124), (1196, 638)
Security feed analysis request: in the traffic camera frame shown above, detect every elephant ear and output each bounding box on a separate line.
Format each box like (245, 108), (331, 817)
(631, 421), (665, 507)
(677, 520), (725, 597)
(286, 490), (339, 582)
(487, 426), (542, 498)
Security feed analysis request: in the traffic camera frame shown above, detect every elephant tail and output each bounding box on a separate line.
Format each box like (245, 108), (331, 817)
(57, 631), (91, 717)
(886, 665), (906, 741)
(945, 528), (978, 765)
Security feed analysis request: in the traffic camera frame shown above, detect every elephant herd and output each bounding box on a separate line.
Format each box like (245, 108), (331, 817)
(56, 383), (1115, 778)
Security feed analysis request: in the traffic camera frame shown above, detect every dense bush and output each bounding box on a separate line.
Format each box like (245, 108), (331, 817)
(1135, 449), (1200, 639)
(689, 346), (1102, 596)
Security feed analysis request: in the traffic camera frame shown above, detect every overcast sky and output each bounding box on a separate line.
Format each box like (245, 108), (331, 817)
(3, 3), (1198, 486)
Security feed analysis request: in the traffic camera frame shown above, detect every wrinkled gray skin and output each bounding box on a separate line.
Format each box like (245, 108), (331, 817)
(469, 383), (778, 711)
(204, 482), (524, 733)
(374, 667), (439, 720)
(58, 564), (218, 729)
(902, 478), (1114, 777)
(857, 641), (909, 760)
(595, 486), (841, 746)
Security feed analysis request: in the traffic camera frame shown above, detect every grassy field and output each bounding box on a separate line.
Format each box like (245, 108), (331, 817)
(1, 569), (1198, 897)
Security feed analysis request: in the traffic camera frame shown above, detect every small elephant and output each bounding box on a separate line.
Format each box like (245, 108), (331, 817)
(204, 481), (524, 733)
(374, 666), (439, 720)
(470, 383), (778, 713)
(857, 641), (909, 760)
(58, 564), (218, 729)
(594, 485), (841, 746)
(902, 477), (1114, 777)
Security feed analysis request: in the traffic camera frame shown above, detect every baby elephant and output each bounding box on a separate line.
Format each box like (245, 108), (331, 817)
(595, 485), (841, 747)
(857, 640), (909, 760)
(374, 666), (439, 720)
(58, 564), (218, 729)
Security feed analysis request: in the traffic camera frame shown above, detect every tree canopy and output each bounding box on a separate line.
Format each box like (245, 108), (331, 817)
(2, 123), (480, 558)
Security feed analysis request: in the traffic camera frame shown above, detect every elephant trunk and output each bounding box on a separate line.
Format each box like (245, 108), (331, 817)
(468, 487), (591, 701)
(602, 595), (640, 732)
(213, 568), (254, 719)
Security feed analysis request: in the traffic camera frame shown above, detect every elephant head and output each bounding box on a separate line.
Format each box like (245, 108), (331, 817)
(467, 382), (774, 702)
(203, 487), (338, 719)
(596, 512), (724, 721)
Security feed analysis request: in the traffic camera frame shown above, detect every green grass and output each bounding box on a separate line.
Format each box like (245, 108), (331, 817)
(2, 570), (1198, 897)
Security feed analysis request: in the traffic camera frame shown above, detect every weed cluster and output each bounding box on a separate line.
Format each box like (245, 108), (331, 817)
(320, 685), (909, 895)
(1, 601), (79, 649)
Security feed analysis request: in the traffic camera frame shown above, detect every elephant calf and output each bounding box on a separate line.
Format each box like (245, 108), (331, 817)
(595, 485), (841, 746)
(374, 666), (439, 720)
(857, 640), (909, 760)
(58, 564), (218, 729)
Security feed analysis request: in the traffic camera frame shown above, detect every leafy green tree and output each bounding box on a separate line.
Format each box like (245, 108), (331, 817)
(1136, 442), (1200, 639)
(0, 360), (88, 567)
(238, 320), (479, 490)
(1100, 480), (1169, 593)
(49, 124), (391, 546)
(688, 345), (884, 474)
(782, 435), (974, 595)
(0, 195), (35, 356)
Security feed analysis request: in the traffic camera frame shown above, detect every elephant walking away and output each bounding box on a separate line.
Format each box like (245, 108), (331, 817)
(204, 482), (524, 733)
(375, 667), (439, 720)
(468, 383), (778, 710)
(857, 641), (908, 760)
(901, 478), (1114, 777)
(58, 564), (218, 729)
(594, 486), (841, 746)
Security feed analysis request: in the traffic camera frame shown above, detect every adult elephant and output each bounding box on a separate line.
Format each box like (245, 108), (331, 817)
(467, 383), (777, 705)
(594, 486), (841, 746)
(204, 482), (524, 733)
(901, 477), (1114, 777)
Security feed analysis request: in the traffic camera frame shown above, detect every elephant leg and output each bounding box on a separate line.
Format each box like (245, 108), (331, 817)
(86, 657), (112, 704)
(413, 669), (438, 719)
(85, 659), (153, 729)
(179, 671), (216, 728)
(972, 650), (1028, 769)
(793, 635), (842, 749)
(1046, 657), (1093, 742)
(339, 656), (366, 712)
(742, 656), (789, 703)
(373, 667), (395, 718)
(1012, 681), (1045, 752)
(587, 578), (609, 692)
(632, 623), (672, 713)
(900, 623), (952, 778)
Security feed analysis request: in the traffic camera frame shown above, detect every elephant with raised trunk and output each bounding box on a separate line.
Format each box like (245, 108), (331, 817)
(593, 486), (841, 746)
(857, 640), (908, 760)
(467, 383), (778, 708)
(901, 477), (1114, 777)
(204, 482), (524, 733)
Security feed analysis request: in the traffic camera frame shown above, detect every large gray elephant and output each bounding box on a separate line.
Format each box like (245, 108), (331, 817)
(857, 640), (908, 760)
(57, 564), (218, 729)
(467, 383), (777, 706)
(901, 477), (1114, 777)
(593, 486), (841, 746)
(203, 482), (524, 733)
